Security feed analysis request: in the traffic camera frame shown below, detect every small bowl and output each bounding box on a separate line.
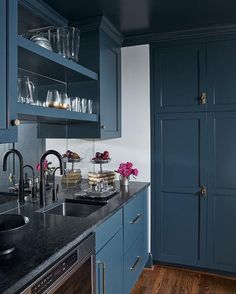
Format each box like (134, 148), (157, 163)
(0, 214), (29, 255)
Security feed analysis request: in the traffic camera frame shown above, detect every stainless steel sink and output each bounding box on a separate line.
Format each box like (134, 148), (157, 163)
(42, 199), (107, 218)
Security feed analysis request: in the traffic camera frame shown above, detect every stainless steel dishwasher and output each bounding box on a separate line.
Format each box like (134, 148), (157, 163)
(22, 233), (95, 294)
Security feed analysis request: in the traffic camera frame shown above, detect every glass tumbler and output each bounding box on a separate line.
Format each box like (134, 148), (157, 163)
(88, 99), (93, 114)
(81, 98), (87, 113)
(46, 90), (61, 108)
(67, 27), (80, 63)
(48, 27), (69, 58)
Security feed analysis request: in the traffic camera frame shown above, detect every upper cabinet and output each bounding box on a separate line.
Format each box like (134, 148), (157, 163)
(38, 16), (122, 139)
(16, 0), (98, 124)
(207, 39), (236, 111)
(152, 43), (207, 113)
(0, 0), (17, 143)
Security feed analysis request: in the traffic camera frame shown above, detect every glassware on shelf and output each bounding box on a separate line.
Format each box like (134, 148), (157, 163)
(17, 76), (35, 104)
(46, 90), (61, 108)
(71, 97), (82, 112)
(29, 34), (52, 51)
(60, 92), (70, 110)
(88, 99), (93, 114)
(67, 27), (80, 63)
(81, 98), (87, 113)
(48, 26), (80, 62)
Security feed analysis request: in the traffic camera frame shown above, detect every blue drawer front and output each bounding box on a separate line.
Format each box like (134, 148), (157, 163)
(96, 209), (122, 253)
(124, 192), (145, 253)
(124, 234), (145, 294)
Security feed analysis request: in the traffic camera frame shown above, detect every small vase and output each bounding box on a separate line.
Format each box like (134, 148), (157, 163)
(120, 175), (129, 186)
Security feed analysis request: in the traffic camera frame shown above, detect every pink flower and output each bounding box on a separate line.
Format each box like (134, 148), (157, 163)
(116, 162), (138, 179)
(132, 168), (138, 176)
(36, 160), (49, 172)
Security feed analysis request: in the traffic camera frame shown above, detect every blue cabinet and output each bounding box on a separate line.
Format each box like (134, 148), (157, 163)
(152, 112), (208, 267)
(152, 43), (206, 113)
(95, 188), (149, 293)
(207, 112), (236, 272)
(207, 39), (236, 111)
(96, 229), (123, 294)
(0, 0), (17, 143)
(152, 37), (236, 274)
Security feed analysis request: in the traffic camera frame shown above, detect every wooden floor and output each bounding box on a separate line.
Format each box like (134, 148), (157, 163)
(131, 266), (236, 294)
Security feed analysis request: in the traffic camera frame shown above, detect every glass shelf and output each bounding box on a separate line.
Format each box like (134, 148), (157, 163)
(18, 36), (98, 83)
(17, 103), (98, 123)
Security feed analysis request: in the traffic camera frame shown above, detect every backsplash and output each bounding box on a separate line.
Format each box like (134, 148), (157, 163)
(0, 123), (45, 191)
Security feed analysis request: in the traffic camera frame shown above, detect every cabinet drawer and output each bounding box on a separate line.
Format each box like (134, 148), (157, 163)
(124, 234), (144, 294)
(124, 193), (144, 252)
(96, 209), (122, 253)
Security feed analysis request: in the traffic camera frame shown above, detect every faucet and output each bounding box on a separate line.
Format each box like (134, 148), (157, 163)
(23, 164), (36, 199)
(39, 150), (63, 207)
(52, 167), (60, 202)
(2, 149), (25, 204)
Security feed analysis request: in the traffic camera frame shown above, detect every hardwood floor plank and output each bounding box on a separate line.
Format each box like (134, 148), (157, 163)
(131, 266), (236, 294)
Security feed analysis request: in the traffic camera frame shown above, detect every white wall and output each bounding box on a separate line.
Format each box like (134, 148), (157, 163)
(46, 44), (150, 182)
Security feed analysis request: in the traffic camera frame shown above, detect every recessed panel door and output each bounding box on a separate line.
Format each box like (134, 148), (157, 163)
(207, 40), (236, 111)
(208, 112), (236, 273)
(153, 44), (206, 113)
(152, 113), (207, 267)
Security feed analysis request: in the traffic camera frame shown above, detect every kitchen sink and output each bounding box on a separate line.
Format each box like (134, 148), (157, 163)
(42, 199), (107, 218)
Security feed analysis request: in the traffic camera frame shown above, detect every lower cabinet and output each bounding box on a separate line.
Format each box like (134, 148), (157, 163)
(95, 187), (149, 294)
(96, 229), (123, 294)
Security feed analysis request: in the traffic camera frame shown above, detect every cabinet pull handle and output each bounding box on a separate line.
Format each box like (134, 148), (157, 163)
(101, 125), (106, 129)
(130, 213), (142, 224)
(200, 92), (207, 105)
(130, 256), (142, 271)
(97, 261), (106, 294)
(11, 119), (20, 126)
(200, 186), (207, 197)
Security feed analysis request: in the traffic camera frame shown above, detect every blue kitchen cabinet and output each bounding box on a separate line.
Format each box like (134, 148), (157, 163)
(152, 43), (206, 113)
(95, 209), (123, 294)
(39, 17), (122, 139)
(0, 0), (17, 143)
(207, 112), (236, 273)
(207, 39), (236, 111)
(96, 229), (123, 294)
(152, 112), (208, 267)
(95, 187), (149, 293)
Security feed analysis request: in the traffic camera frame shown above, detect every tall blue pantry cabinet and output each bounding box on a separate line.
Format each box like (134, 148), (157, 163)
(151, 36), (236, 274)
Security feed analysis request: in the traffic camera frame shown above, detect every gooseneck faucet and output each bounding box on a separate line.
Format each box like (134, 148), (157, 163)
(2, 149), (25, 204)
(39, 150), (63, 207)
(23, 164), (36, 199)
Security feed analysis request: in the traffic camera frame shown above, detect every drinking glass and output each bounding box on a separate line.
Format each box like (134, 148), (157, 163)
(68, 27), (80, 63)
(87, 99), (93, 114)
(61, 93), (70, 110)
(48, 27), (69, 58)
(81, 98), (87, 113)
(46, 90), (61, 108)
(71, 97), (82, 112)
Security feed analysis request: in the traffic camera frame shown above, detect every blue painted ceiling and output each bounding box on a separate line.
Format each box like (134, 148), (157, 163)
(44, 0), (236, 37)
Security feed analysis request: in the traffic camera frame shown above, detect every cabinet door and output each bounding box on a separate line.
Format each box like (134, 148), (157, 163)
(100, 31), (121, 139)
(0, 0), (17, 143)
(152, 44), (206, 113)
(96, 229), (123, 294)
(152, 113), (208, 267)
(0, 0), (7, 132)
(208, 112), (236, 273)
(207, 39), (236, 111)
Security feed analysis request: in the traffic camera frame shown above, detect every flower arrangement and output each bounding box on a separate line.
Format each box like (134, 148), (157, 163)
(36, 160), (54, 173)
(116, 162), (138, 179)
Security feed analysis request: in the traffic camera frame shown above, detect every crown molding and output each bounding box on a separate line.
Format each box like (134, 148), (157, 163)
(71, 15), (124, 45)
(123, 23), (236, 46)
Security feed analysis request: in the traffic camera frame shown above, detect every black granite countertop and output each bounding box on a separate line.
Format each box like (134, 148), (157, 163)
(0, 180), (149, 294)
